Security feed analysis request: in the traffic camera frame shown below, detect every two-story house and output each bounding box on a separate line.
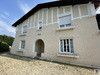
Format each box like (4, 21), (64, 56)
(11, 0), (100, 68)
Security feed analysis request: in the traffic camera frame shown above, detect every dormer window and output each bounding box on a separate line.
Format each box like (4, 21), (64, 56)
(38, 21), (42, 30)
(22, 25), (27, 34)
(59, 15), (72, 28)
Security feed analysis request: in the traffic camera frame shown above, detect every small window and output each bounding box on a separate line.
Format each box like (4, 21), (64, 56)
(38, 21), (42, 30)
(22, 26), (27, 34)
(59, 15), (72, 28)
(60, 39), (74, 53)
(20, 40), (25, 50)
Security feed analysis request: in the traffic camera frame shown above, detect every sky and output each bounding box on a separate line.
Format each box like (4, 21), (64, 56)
(0, 0), (57, 37)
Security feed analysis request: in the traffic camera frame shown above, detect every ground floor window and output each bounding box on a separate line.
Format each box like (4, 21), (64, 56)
(20, 40), (25, 50)
(60, 39), (74, 53)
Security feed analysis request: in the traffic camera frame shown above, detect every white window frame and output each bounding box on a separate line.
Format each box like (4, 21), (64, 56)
(59, 38), (74, 54)
(38, 21), (42, 30)
(19, 40), (25, 50)
(22, 25), (27, 34)
(59, 15), (72, 29)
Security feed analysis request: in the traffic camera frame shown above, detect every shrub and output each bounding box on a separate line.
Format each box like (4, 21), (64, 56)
(0, 41), (9, 52)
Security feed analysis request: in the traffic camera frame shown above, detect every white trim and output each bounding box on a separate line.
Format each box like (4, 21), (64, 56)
(59, 40), (61, 53)
(81, 15), (89, 18)
(78, 6), (81, 19)
(42, 9), (44, 25)
(69, 39), (71, 53)
(62, 39), (64, 52)
(57, 7), (59, 17)
(30, 16), (32, 28)
(71, 6), (73, 20)
(46, 8), (48, 26)
(87, 4), (91, 17)
(73, 17), (80, 20)
(63, 7), (65, 15)
(37, 10), (40, 27)
(34, 13), (36, 27)
(33, 42), (35, 52)
(51, 8), (53, 24)
(57, 53), (79, 58)
(73, 15), (89, 20)
(19, 41), (21, 50)
(57, 7), (59, 28)
(66, 40), (67, 52)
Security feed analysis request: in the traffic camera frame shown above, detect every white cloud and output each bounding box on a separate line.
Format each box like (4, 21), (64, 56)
(0, 20), (15, 34)
(18, 2), (31, 14)
(4, 11), (9, 16)
(0, 14), (7, 19)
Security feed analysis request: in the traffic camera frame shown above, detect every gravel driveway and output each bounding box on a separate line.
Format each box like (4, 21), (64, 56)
(0, 53), (95, 75)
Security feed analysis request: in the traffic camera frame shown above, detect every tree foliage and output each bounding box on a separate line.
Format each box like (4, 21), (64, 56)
(0, 35), (14, 46)
(0, 41), (9, 51)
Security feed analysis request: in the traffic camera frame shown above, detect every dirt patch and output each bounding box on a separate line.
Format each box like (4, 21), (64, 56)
(0, 53), (94, 75)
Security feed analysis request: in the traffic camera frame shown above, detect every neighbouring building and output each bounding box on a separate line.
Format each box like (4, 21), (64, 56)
(11, 0), (100, 68)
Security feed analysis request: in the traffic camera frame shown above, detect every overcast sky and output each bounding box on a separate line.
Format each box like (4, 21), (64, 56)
(0, 0), (57, 37)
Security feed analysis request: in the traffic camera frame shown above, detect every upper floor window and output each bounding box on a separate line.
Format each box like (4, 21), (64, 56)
(22, 26), (27, 34)
(59, 15), (72, 28)
(38, 21), (42, 30)
(20, 40), (25, 50)
(60, 39), (74, 54)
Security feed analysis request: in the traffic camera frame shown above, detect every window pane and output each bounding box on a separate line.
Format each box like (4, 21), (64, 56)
(60, 40), (63, 52)
(39, 21), (42, 29)
(23, 26), (27, 34)
(70, 39), (74, 53)
(60, 25), (65, 28)
(60, 39), (74, 53)
(66, 24), (71, 27)
(64, 40), (66, 52)
(21, 41), (25, 49)
(67, 39), (69, 52)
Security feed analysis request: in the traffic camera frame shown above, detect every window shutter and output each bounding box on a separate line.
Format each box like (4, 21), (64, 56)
(59, 16), (71, 25)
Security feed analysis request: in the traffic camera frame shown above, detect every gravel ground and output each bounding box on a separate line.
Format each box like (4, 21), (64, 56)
(0, 53), (95, 75)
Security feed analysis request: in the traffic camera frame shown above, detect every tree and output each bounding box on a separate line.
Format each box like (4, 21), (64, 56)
(0, 41), (9, 51)
(0, 35), (14, 46)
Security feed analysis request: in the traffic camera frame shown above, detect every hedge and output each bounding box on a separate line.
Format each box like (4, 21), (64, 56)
(0, 41), (9, 52)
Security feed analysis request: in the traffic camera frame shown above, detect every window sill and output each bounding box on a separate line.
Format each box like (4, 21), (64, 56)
(20, 33), (27, 36)
(17, 49), (24, 52)
(56, 26), (75, 31)
(57, 53), (79, 58)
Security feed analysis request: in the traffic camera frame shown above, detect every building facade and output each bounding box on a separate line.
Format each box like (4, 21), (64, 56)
(11, 1), (100, 68)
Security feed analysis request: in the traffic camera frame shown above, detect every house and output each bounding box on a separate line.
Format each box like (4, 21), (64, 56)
(11, 0), (100, 68)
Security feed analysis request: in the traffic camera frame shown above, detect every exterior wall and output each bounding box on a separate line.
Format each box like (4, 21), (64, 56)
(11, 3), (100, 68)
